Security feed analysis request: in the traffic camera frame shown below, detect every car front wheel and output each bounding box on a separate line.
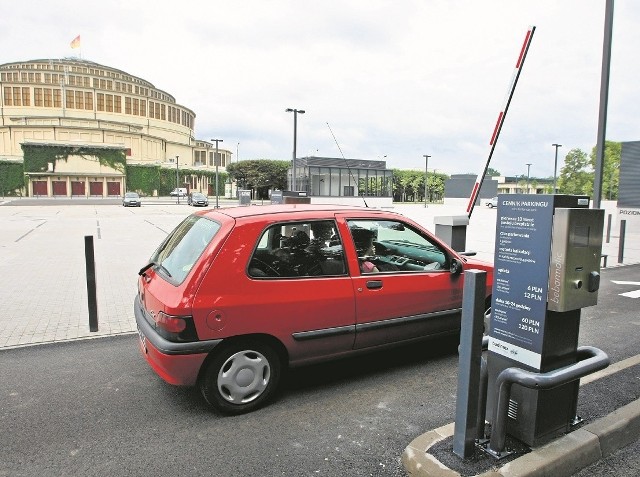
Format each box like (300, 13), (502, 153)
(484, 302), (492, 335)
(200, 340), (281, 414)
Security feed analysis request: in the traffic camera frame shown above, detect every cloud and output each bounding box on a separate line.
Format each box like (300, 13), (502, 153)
(2, 0), (638, 177)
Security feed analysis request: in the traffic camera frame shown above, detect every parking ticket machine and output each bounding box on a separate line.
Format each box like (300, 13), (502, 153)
(547, 208), (604, 312)
(486, 195), (604, 446)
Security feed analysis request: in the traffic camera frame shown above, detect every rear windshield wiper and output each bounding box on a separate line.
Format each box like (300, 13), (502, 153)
(138, 261), (172, 277)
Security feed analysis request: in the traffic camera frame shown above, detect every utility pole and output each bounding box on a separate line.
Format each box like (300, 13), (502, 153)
(175, 155), (179, 204)
(211, 139), (223, 208)
(423, 154), (431, 207)
(593, 0), (614, 208)
(286, 108), (305, 190)
(552, 144), (562, 193)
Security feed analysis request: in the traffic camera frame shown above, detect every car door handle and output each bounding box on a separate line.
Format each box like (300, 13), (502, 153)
(366, 280), (383, 290)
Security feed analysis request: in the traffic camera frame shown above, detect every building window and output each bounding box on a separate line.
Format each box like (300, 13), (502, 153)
(97, 93), (105, 111)
(139, 99), (146, 117)
(12, 87), (22, 106)
(3, 87), (11, 106)
(33, 88), (42, 106)
(114, 95), (121, 113)
(149, 101), (154, 118)
(125, 97), (131, 114)
(74, 90), (84, 109)
(84, 92), (93, 110)
(43, 88), (52, 107)
(105, 94), (113, 112)
(66, 90), (75, 109)
(133, 98), (139, 115)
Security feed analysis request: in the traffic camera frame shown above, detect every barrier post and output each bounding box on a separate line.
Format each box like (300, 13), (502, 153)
(453, 269), (487, 458)
(618, 220), (626, 264)
(84, 235), (99, 332)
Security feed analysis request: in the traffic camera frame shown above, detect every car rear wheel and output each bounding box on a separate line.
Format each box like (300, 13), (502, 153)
(200, 340), (281, 414)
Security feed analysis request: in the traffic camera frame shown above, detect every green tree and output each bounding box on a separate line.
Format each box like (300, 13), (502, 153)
(557, 148), (592, 195)
(486, 167), (501, 177)
(227, 159), (289, 199)
(590, 141), (620, 200)
(427, 172), (446, 202)
(392, 169), (412, 202)
(392, 169), (447, 203)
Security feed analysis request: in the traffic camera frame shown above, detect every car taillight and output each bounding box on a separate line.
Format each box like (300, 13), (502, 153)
(153, 311), (198, 342)
(156, 311), (187, 333)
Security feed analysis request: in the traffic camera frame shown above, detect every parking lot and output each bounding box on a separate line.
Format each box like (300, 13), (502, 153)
(0, 197), (636, 349)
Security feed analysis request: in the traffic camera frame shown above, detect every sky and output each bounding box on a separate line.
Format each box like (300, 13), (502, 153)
(2, 0), (639, 178)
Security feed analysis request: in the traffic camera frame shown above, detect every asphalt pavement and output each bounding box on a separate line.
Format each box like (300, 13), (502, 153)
(0, 196), (639, 477)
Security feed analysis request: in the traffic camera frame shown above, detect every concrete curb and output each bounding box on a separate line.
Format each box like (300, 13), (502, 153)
(402, 398), (640, 477)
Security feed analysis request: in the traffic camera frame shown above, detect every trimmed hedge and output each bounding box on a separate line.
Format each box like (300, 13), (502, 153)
(125, 164), (228, 196)
(0, 161), (24, 196)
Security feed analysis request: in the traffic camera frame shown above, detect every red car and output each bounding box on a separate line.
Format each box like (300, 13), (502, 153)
(135, 204), (493, 414)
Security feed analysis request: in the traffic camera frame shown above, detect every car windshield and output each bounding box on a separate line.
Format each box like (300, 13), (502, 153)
(192, 193), (205, 198)
(150, 215), (221, 284)
(125, 192), (139, 198)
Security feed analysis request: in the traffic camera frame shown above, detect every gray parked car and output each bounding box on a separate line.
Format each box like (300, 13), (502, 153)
(123, 192), (141, 207)
(188, 192), (209, 207)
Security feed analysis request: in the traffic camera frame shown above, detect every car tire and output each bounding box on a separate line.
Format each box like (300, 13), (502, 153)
(199, 340), (281, 415)
(484, 300), (492, 335)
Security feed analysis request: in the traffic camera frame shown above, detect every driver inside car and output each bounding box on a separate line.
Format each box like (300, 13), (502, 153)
(350, 227), (380, 274)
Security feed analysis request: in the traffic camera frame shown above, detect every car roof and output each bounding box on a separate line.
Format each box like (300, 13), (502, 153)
(197, 204), (398, 221)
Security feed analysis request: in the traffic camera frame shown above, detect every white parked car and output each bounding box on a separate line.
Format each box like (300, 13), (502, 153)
(170, 188), (188, 197)
(486, 197), (498, 208)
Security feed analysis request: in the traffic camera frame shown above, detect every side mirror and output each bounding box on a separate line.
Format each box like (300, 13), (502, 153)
(450, 258), (462, 275)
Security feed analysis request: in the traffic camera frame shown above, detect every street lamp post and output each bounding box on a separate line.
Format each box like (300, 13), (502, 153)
(211, 139), (223, 208)
(526, 163), (532, 194)
(423, 154), (431, 207)
(286, 108), (305, 191)
(175, 155), (180, 204)
(552, 144), (562, 193)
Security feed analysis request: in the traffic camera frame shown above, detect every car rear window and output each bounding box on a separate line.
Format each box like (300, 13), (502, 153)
(248, 220), (346, 278)
(150, 215), (221, 284)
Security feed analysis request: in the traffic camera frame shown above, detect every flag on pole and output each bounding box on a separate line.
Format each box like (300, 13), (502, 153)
(70, 35), (81, 49)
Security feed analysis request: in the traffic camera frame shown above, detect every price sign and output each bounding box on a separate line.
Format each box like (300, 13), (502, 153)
(489, 194), (554, 370)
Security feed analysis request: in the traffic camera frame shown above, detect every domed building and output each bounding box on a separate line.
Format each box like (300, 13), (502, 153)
(0, 58), (231, 197)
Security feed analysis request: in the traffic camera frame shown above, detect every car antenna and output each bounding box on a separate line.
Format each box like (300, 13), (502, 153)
(326, 122), (369, 208)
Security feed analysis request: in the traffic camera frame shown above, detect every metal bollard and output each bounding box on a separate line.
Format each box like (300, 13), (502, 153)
(618, 220), (626, 264)
(84, 235), (99, 332)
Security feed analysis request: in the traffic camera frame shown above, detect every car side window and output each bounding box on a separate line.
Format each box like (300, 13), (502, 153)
(347, 219), (448, 273)
(248, 220), (346, 278)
